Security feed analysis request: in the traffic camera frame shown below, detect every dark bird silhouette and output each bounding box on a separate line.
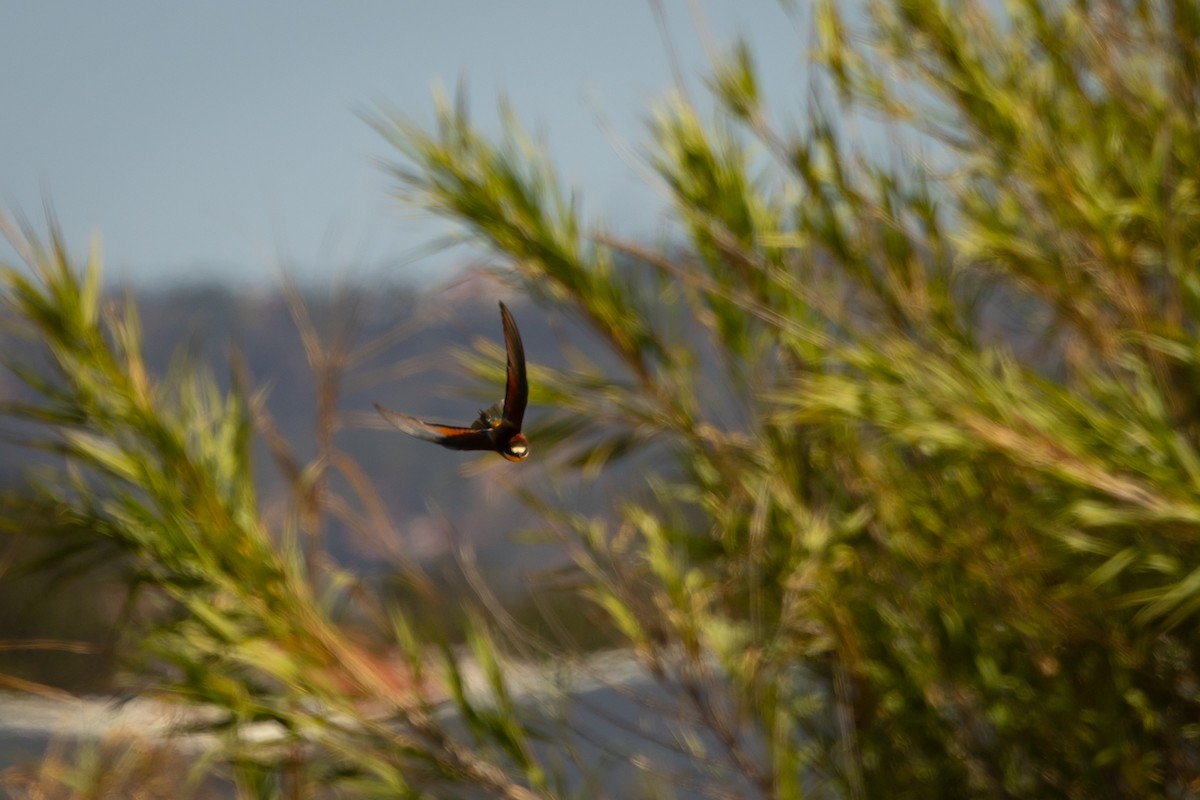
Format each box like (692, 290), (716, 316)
(374, 301), (529, 461)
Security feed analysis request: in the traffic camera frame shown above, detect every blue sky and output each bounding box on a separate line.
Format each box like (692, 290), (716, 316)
(1, 2), (810, 287)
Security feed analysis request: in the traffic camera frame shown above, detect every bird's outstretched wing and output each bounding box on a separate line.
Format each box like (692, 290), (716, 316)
(498, 301), (528, 430)
(374, 403), (495, 451)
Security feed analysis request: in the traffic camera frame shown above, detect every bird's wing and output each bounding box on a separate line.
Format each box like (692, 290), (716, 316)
(498, 301), (528, 430)
(374, 403), (495, 451)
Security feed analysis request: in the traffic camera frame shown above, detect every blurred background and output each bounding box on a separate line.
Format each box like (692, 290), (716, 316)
(5, 1), (1200, 796)
(0, 1), (815, 692)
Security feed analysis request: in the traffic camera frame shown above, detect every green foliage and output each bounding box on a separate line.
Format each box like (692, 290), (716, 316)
(7, 1), (1200, 797)
(0, 218), (564, 799)
(377, 1), (1200, 797)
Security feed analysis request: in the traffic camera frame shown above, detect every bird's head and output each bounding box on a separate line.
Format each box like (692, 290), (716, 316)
(502, 433), (529, 462)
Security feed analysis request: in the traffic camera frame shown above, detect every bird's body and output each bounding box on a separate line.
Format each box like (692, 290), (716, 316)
(374, 301), (530, 462)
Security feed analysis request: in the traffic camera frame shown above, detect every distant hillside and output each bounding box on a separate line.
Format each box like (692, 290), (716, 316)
(0, 273), (655, 690)
(0, 274), (639, 584)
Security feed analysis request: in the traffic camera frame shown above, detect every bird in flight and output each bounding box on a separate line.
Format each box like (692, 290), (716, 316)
(374, 301), (529, 461)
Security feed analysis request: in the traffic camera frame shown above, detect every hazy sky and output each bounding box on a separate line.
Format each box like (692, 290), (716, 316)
(2, 2), (810, 287)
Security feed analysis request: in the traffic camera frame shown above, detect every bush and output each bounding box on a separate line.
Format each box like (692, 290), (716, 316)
(377, 1), (1200, 796)
(5, 1), (1200, 797)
